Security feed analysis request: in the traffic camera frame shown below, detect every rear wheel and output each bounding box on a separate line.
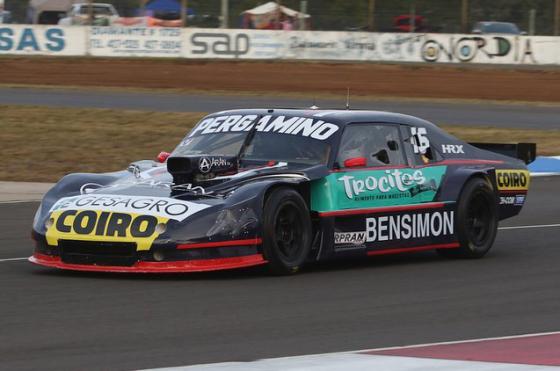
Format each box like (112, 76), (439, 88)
(438, 177), (498, 258)
(262, 188), (311, 275)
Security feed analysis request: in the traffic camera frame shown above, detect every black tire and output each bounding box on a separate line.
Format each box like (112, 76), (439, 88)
(437, 177), (498, 259)
(262, 187), (312, 275)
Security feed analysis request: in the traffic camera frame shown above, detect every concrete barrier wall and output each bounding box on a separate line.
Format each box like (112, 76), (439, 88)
(1, 25), (559, 65)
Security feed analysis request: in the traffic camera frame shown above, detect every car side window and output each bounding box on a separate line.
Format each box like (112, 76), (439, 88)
(401, 125), (443, 165)
(337, 124), (405, 168)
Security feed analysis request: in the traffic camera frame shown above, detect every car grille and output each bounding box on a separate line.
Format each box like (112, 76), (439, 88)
(59, 240), (138, 267)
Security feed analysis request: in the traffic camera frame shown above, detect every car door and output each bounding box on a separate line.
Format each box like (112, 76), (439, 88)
(311, 122), (452, 255)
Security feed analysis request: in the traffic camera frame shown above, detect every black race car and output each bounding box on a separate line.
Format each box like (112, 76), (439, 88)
(30, 109), (534, 274)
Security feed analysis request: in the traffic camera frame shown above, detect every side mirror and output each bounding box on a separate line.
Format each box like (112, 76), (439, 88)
(343, 157), (367, 168)
(157, 151), (171, 163)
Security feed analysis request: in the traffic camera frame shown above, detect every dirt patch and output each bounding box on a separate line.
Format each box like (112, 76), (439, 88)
(1, 105), (557, 182)
(2, 57), (560, 102)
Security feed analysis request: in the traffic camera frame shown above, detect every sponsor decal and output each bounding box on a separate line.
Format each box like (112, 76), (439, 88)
(365, 211), (454, 242)
(45, 209), (167, 251)
(49, 194), (210, 222)
(191, 32), (250, 58)
(500, 196), (515, 205)
(334, 231), (366, 246)
(198, 157), (232, 174)
(502, 194), (526, 206)
(188, 115), (339, 141)
(0, 27), (65, 52)
(311, 166), (447, 212)
(410, 127), (430, 154)
(496, 169), (530, 191)
(334, 209), (455, 250)
(199, 157), (212, 173)
(338, 169), (427, 198)
(441, 144), (464, 154)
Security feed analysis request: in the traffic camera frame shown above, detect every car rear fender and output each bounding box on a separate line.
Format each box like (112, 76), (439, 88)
(439, 167), (497, 202)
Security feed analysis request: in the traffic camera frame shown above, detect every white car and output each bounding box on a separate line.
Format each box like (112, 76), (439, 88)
(58, 3), (119, 26)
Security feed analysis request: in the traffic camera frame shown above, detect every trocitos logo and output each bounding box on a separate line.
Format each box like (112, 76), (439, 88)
(337, 169), (426, 199)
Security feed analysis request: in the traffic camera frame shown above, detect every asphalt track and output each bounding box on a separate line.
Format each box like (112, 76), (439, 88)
(2, 87), (560, 129)
(1, 176), (559, 370)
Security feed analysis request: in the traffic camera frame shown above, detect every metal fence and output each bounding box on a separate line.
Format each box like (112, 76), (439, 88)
(3, 0), (560, 35)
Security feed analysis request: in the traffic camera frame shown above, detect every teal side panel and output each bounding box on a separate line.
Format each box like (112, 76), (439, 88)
(311, 166), (447, 212)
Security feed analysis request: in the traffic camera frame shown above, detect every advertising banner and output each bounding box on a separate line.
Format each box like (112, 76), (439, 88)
(183, 29), (285, 59)
(1, 25), (559, 66)
(89, 27), (182, 57)
(0, 25), (86, 56)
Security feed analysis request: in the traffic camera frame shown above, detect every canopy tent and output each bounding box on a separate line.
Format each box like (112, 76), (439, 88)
(28, 0), (78, 23)
(241, 1), (310, 30)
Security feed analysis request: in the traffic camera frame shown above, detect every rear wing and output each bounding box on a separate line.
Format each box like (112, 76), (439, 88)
(469, 142), (537, 164)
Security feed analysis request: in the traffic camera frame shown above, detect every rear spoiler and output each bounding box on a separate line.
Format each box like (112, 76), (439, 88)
(469, 142), (537, 164)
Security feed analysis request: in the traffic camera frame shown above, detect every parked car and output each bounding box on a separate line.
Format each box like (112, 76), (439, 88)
(58, 3), (119, 26)
(393, 14), (429, 32)
(472, 21), (526, 35)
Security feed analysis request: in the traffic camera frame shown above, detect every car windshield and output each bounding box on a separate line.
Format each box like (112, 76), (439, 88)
(173, 132), (331, 166)
(479, 22), (519, 34)
(172, 114), (338, 166)
(79, 6), (114, 15)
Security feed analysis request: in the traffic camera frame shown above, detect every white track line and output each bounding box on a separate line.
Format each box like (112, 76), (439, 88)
(358, 330), (560, 353)
(499, 223), (560, 230)
(0, 257), (29, 263)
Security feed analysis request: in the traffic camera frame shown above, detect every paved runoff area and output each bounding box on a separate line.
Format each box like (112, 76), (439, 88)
(150, 332), (560, 370)
(0, 181), (54, 202)
(2, 176), (560, 370)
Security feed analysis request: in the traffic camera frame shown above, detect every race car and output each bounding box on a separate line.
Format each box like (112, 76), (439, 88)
(30, 109), (534, 274)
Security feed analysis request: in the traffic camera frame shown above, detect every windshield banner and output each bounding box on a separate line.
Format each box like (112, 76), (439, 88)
(187, 114), (340, 141)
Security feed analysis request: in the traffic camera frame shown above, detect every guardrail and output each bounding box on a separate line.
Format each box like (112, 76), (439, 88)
(1, 25), (559, 65)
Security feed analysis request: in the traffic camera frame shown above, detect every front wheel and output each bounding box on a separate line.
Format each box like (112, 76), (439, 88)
(262, 188), (312, 275)
(438, 177), (498, 259)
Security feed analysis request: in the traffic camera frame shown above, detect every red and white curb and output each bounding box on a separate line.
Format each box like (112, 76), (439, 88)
(147, 331), (560, 370)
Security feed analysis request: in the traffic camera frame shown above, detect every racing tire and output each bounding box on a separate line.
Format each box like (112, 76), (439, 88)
(262, 187), (312, 275)
(437, 177), (498, 259)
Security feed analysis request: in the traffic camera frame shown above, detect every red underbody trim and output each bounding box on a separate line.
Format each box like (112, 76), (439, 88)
(29, 253), (267, 273)
(319, 202), (446, 217)
(367, 242), (459, 256)
(176, 238), (263, 250)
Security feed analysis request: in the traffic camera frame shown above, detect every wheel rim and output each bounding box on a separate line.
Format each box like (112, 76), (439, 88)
(466, 191), (492, 246)
(274, 202), (304, 263)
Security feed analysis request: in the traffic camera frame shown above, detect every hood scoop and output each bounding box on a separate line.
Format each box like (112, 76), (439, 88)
(167, 155), (238, 185)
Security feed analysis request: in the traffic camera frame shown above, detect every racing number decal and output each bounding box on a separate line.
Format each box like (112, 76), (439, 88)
(410, 127), (430, 154)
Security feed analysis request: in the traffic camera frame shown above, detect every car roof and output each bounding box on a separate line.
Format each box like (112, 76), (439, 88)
(206, 108), (439, 130)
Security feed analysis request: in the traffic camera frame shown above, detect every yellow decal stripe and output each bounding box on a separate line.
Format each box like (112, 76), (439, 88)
(46, 210), (168, 251)
(496, 169), (530, 191)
